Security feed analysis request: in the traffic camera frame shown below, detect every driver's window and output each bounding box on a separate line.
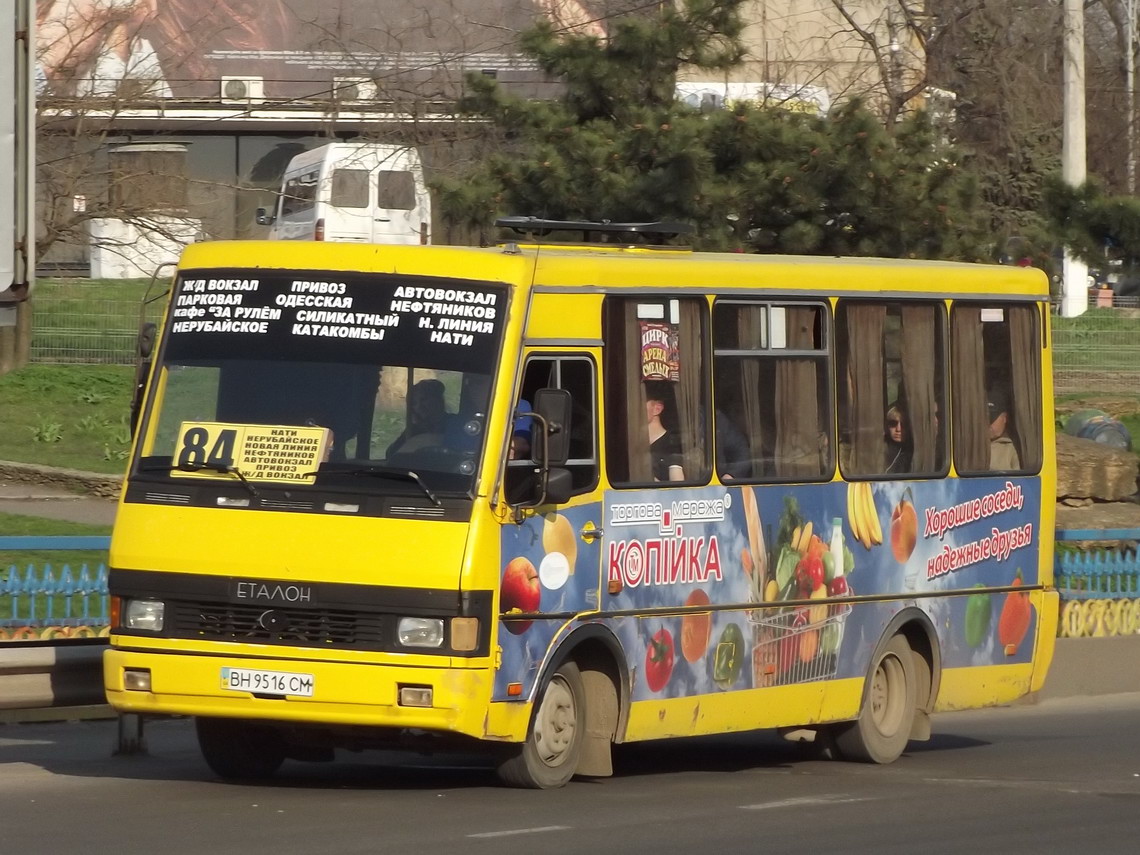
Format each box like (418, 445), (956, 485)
(508, 355), (598, 495)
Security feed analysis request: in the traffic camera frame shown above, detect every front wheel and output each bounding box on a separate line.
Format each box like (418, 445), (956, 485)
(830, 634), (917, 764)
(496, 661), (585, 789)
(195, 717), (286, 781)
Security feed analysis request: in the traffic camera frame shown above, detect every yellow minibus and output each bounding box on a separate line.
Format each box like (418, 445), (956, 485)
(104, 219), (1057, 788)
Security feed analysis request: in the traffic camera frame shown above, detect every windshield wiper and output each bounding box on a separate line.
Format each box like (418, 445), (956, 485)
(341, 466), (441, 507)
(140, 462), (261, 498)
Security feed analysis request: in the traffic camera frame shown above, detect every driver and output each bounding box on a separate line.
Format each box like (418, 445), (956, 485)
(386, 378), (450, 457)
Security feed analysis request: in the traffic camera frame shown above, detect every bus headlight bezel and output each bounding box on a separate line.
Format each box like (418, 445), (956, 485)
(397, 616), (445, 648)
(122, 598), (165, 632)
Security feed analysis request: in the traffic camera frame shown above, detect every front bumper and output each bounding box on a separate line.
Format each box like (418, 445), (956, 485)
(104, 647), (496, 739)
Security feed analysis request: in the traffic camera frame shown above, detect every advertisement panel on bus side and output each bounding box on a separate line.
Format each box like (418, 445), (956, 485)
(495, 479), (1043, 703)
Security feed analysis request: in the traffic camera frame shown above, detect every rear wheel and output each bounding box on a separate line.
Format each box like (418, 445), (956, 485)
(195, 717), (286, 781)
(831, 634), (916, 764)
(496, 661), (585, 789)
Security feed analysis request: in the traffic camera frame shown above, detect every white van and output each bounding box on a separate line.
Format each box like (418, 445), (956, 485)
(257, 143), (431, 244)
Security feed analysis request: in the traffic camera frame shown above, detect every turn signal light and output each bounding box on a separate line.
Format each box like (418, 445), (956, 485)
(451, 617), (479, 651)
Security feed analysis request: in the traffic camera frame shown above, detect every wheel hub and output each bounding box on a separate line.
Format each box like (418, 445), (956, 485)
(534, 676), (577, 766)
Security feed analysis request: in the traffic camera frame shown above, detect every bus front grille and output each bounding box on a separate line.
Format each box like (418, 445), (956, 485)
(170, 600), (386, 648)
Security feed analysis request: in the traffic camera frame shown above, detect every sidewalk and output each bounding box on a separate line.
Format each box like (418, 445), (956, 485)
(0, 481), (117, 527)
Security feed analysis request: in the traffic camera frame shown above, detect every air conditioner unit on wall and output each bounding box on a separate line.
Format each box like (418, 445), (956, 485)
(333, 77), (378, 102)
(220, 76), (264, 104)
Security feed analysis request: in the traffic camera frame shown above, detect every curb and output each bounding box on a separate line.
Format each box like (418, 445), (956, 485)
(1032, 636), (1140, 700)
(0, 460), (122, 500)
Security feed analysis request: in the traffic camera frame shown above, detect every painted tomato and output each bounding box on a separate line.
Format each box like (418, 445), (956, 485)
(644, 628), (675, 693)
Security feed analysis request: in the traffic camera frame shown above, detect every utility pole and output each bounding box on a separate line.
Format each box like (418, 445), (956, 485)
(1061, 0), (1088, 318)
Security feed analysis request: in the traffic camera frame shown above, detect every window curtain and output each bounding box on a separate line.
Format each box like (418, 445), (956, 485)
(675, 300), (705, 480)
(845, 304), (886, 474)
(776, 306), (821, 478)
(737, 305), (765, 479)
(951, 306), (989, 472)
(1008, 305), (1042, 470)
(622, 302), (652, 482)
(900, 305), (937, 472)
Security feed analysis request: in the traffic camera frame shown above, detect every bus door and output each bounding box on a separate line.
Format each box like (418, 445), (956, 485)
(496, 352), (603, 696)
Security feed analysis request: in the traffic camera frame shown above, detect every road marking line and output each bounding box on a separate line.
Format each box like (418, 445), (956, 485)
(468, 826), (571, 838)
(740, 795), (873, 811)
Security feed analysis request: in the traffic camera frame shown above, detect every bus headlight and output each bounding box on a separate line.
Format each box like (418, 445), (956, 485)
(123, 598), (165, 632)
(397, 617), (444, 648)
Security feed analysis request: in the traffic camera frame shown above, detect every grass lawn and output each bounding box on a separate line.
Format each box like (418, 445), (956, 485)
(0, 363), (136, 473)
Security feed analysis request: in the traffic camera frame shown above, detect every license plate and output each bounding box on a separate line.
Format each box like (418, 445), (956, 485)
(221, 667), (314, 697)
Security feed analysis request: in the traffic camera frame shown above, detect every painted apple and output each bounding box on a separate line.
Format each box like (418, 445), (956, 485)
(890, 496), (918, 563)
(500, 556), (541, 634)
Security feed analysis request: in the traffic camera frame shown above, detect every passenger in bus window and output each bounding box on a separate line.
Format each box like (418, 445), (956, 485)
(885, 402), (910, 474)
(988, 388), (1020, 470)
(715, 410), (751, 480)
(646, 382), (685, 482)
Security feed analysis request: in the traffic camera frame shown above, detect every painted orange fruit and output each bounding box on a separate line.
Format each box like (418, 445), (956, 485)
(680, 588), (712, 663)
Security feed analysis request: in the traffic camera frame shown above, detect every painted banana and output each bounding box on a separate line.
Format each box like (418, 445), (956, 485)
(798, 520), (814, 553)
(847, 482), (869, 550)
(862, 481), (883, 545)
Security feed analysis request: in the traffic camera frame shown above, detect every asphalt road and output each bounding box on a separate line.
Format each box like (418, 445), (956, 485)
(2, 694), (1138, 855)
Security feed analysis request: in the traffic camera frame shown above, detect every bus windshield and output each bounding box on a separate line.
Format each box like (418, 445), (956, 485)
(136, 268), (507, 497)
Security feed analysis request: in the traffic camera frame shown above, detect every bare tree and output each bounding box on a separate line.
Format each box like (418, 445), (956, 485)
(825, 1), (985, 125)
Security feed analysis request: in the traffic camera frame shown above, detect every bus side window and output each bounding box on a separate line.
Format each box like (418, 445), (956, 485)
(951, 304), (1042, 474)
(712, 300), (832, 482)
(837, 301), (946, 479)
(507, 356), (598, 497)
(603, 298), (711, 486)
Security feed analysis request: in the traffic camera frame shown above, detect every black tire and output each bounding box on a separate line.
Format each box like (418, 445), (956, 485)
(496, 661), (585, 789)
(831, 634), (917, 764)
(195, 717), (286, 781)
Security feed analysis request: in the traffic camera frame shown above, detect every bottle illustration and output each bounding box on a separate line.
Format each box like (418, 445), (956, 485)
(828, 517), (849, 599)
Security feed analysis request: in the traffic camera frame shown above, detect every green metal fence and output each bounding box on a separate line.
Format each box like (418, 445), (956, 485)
(1052, 299), (1140, 396)
(29, 280), (165, 365)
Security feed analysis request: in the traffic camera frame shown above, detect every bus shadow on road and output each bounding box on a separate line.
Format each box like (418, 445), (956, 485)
(0, 718), (990, 791)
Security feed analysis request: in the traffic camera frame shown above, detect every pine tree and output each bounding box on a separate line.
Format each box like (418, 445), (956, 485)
(435, 0), (989, 259)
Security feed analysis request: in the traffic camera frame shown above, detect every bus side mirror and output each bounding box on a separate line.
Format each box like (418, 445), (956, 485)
(130, 322), (157, 437)
(256, 207), (276, 226)
(532, 388), (571, 467)
(138, 321), (156, 359)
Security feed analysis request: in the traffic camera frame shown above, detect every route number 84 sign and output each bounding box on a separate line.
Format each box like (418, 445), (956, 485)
(172, 421), (330, 484)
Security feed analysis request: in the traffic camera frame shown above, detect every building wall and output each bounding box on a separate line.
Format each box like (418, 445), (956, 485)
(679, 1), (927, 115)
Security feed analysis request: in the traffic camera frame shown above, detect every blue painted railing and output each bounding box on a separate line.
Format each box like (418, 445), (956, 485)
(1054, 529), (1140, 599)
(0, 537), (111, 637)
(1054, 529), (1140, 638)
